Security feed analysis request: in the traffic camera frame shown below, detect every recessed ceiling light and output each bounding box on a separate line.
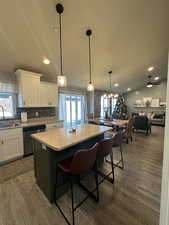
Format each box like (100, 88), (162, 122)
(154, 76), (159, 81)
(127, 88), (131, 91)
(114, 83), (119, 87)
(43, 58), (50, 65)
(53, 26), (59, 33)
(148, 66), (154, 72)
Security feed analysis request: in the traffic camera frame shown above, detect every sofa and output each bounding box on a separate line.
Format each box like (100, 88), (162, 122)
(133, 116), (151, 134)
(150, 113), (165, 126)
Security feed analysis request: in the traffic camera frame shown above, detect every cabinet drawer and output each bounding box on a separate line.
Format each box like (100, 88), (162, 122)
(0, 128), (22, 137)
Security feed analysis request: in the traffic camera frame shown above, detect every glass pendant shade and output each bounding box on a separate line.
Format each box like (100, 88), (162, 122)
(56, 4), (67, 88)
(57, 75), (67, 87)
(87, 82), (94, 91)
(114, 94), (119, 98)
(146, 82), (153, 88)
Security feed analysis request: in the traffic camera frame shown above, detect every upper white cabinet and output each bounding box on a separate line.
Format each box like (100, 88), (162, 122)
(40, 82), (58, 107)
(15, 69), (42, 107)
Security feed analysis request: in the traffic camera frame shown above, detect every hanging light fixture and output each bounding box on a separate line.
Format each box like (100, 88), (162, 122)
(56, 3), (67, 87)
(108, 71), (113, 98)
(86, 29), (94, 91)
(104, 70), (119, 99)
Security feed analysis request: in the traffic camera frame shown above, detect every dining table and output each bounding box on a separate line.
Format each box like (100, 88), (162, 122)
(88, 118), (128, 130)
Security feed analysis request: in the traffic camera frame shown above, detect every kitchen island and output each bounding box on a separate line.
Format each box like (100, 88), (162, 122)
(32, 124), (111, 203)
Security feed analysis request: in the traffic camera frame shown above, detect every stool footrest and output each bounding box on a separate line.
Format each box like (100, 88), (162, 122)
(106, 159), (124, 170)
(96, 170), (114, 184)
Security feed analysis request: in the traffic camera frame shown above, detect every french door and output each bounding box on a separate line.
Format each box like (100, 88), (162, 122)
(59, 94), (85, 127)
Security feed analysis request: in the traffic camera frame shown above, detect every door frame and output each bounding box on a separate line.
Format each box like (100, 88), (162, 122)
(160, 54), (169, 225)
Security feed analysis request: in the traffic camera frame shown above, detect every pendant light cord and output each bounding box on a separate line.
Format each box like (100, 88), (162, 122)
(59, 13), (63, 75)
(88, 35), (92, 83)
(109, 74), (112, 91)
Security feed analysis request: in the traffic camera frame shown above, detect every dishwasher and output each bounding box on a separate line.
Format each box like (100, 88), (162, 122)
(23, 125), (46, 156)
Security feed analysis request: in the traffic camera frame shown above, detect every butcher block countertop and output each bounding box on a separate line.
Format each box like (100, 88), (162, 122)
(31, 124), (111, 151)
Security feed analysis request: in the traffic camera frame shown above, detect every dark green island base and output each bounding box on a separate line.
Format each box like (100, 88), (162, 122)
(33, 133), (104, 204)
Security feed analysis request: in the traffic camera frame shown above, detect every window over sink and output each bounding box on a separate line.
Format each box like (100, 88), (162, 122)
(0, 93), (17, 119)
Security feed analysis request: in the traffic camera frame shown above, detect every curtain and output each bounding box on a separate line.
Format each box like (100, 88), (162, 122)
(59, 93), (67, 126)
(0, 82), (17, 93)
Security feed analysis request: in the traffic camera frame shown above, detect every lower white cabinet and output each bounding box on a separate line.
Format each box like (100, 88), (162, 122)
(0, 128), (24, 163)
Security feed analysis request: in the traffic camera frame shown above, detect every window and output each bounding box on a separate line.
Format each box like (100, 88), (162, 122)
(101, 96), (117, 118)
(112, 98), (117, 114)
(101, 96), (110, 118)
(0, 93), (16, 118)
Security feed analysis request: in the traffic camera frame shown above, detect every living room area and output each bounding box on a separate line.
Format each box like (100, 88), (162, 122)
(125, 79), (166, 129)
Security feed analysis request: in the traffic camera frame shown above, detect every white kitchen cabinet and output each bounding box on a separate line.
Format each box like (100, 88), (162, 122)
(16, 69), (42, 107)
(0, 128), (24, 164)
(46, 121), (64, 130)
(40, 82), (58, 107)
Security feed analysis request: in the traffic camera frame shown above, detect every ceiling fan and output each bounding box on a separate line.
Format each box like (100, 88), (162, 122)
(146, 75), (160, 88)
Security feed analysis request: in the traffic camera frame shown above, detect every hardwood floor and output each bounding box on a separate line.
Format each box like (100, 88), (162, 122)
(0, 126), (164, 225)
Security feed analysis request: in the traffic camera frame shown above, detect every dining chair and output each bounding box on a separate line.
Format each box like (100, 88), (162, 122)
(123, 117), (134, 144)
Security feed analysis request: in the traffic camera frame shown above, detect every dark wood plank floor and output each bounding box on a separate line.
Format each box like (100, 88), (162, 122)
(0, 126), (164, 225)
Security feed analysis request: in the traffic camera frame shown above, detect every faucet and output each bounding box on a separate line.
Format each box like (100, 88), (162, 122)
(0, 105), (5, 120)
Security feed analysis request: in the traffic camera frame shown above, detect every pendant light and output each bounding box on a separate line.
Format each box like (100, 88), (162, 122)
(108, 71), (113, 98)
(104, 70), (119, 99)
(86, 29), (94, 91)
(56, 3), (67, 87)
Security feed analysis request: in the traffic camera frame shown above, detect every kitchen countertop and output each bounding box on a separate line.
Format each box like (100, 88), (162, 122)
(0, 117), (64, 130)
(21, 119), (64, 128)
(31, 124), (111, 151)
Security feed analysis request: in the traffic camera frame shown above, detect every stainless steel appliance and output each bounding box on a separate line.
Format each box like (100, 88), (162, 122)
(23, 125), (46, 156)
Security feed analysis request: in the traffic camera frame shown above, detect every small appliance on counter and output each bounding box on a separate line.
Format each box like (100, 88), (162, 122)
(21, 112), (28, 123)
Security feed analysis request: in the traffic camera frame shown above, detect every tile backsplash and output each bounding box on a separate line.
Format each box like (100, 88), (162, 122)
(17, 107), (58, 119)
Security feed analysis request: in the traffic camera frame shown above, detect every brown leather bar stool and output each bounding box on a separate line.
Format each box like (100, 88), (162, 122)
(54, 143), (99, 225)
(106, 132), (124, 169)
(95, 138), (115, 185)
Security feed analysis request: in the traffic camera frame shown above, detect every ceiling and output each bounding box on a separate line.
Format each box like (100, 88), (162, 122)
(0, 0), (169, 93)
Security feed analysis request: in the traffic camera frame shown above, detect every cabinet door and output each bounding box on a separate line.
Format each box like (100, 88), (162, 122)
(40, 83), (48, 107)
(3, 135), (23, 161)
(50, 85), (58, 107)
(40, 82), (58, 107)
(22, 75), (40, 107)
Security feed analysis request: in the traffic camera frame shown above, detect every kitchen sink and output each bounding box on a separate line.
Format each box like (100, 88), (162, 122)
(0, 121), (20, 128)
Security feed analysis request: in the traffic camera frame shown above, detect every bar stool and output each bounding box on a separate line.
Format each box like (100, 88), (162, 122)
(95, 138), (115, 185)
(54, 143), (99, 225)
(106, 132), (124, 169)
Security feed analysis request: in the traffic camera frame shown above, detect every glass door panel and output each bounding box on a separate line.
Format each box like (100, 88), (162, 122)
(63, 95), (84, 127)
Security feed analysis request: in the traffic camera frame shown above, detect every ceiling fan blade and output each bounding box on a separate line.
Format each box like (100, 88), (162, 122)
(152, 82), (161, 86)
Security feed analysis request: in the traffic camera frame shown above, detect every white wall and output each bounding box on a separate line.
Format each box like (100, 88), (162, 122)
(160, 56), (169, 225)
(0, 71), (16, 83)
(125, 80), (167, 116)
